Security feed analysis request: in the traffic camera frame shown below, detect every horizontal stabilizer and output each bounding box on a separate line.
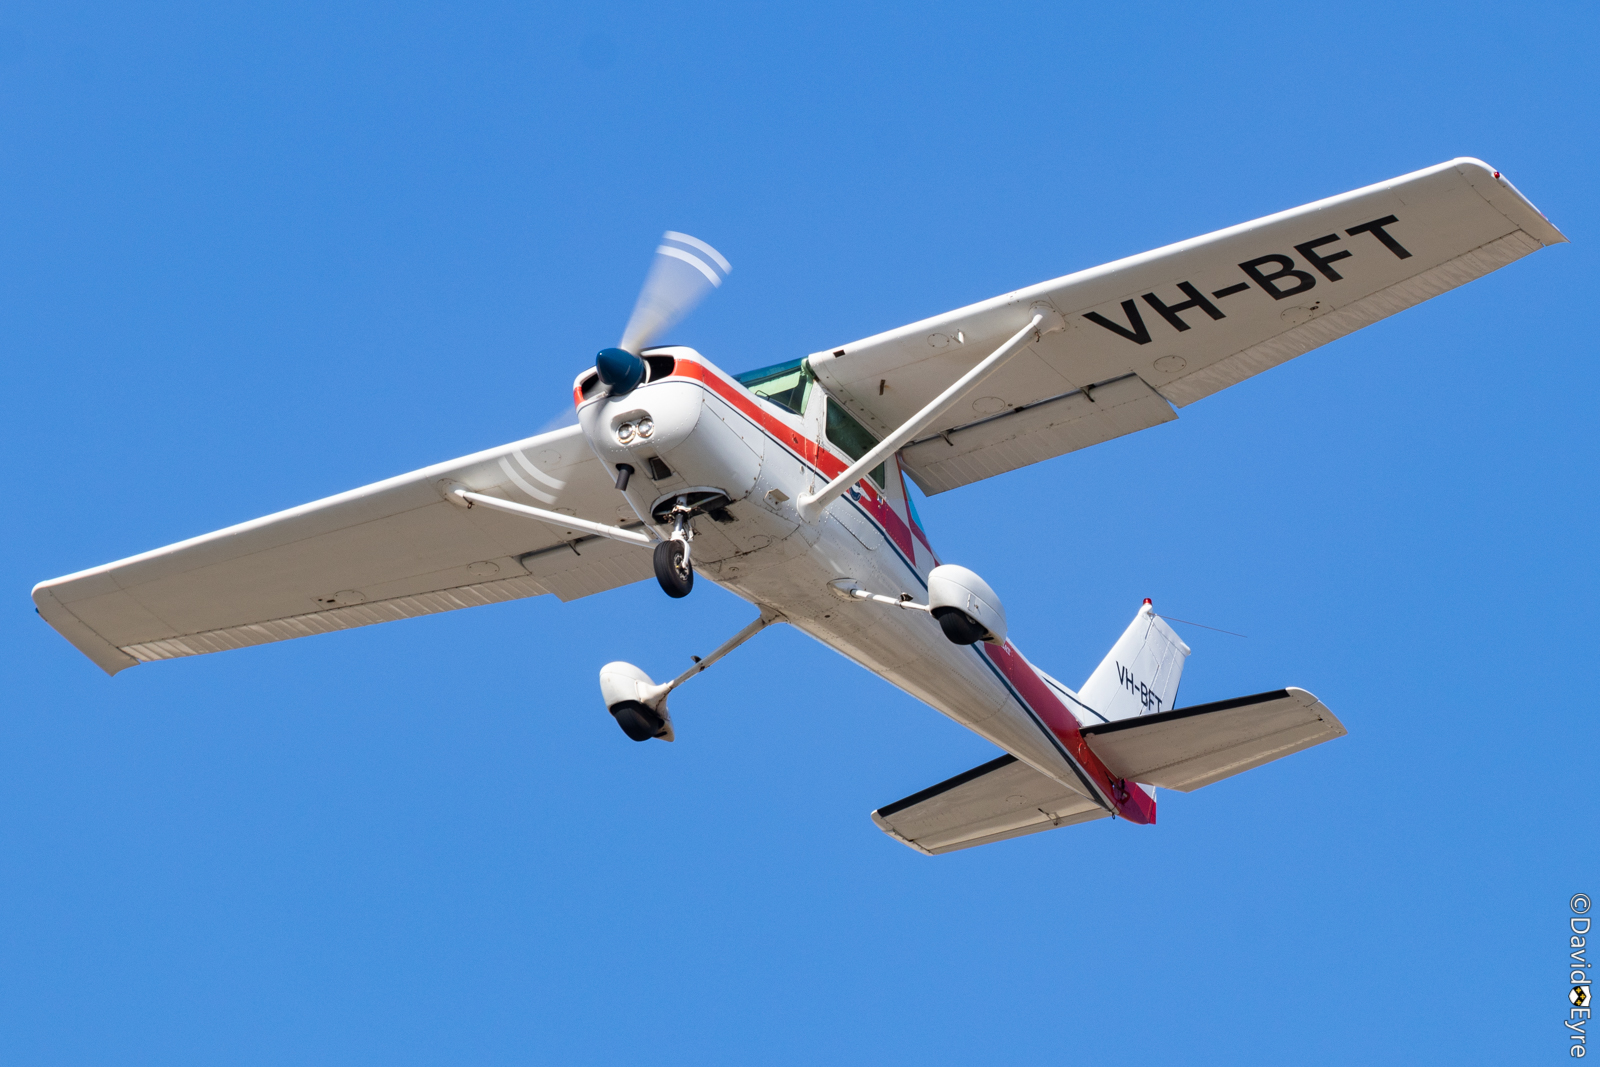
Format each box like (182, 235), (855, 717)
(871, 754), (1107, 855)
(1081, 687), (1345, 792)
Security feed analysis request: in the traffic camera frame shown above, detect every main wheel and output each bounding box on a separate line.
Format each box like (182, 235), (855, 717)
(932, 606), (988, 645)
(653, 539), (694, 598)
(609, 700), (666, 742)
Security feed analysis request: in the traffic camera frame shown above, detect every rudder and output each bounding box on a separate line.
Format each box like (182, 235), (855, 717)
(1079, 599), (1191, 723)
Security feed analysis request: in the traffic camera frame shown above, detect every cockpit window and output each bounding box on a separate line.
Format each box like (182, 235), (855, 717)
(825, 398), (886, 489)
(734, 358), (812, 415)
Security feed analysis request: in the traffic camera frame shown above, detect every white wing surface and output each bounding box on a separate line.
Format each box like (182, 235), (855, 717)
(873, 688), (1345, 854)
(1081, 688), (1345, 792)
(809, 158), (1566, 494)
(34, 424), (651, 675)
(870, 754), (1108, 855)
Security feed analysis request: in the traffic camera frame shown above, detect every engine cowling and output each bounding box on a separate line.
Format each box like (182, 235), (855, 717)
(926, 564), (1007, 646)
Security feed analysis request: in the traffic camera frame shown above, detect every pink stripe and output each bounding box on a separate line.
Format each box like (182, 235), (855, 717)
(982, 642), (1157, 824)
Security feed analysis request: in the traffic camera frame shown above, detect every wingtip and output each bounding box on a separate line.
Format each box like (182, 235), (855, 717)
(870, 810), (936, 855)
(31, 583), (140, 676)
(1452, 158), (1568, 246)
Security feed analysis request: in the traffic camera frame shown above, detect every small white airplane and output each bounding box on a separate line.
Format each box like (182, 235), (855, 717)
(33, 159), (1565, 854)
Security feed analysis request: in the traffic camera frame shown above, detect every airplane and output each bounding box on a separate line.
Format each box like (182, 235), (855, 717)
(32, 158), (1565, 854)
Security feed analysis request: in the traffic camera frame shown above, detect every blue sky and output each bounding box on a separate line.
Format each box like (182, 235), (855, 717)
(3, 2), (1596, 1063)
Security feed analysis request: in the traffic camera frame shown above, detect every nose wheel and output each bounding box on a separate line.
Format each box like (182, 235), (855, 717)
(653, 539), (694, 598)
(647, 493), (725, 599)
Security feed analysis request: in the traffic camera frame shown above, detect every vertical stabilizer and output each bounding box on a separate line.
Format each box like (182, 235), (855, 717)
(1079, 600), (1191, 723)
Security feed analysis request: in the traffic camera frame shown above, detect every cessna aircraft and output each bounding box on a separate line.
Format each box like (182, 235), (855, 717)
(33, 159), (1564, 854)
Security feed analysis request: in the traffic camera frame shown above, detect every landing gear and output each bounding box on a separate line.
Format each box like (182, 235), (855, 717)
(599, 609), (781, 742)
(653, 539), (693, 598)
(652, 498), (697, 598)
(931, 607), (988, 645)
(609, 700), (668, 742)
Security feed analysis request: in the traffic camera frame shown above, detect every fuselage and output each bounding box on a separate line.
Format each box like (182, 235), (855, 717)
(575, 347), (1154, 823)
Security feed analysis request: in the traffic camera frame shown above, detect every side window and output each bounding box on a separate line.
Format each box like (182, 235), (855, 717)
(825, 398), (886, 489)
(903, 477), (925, 531)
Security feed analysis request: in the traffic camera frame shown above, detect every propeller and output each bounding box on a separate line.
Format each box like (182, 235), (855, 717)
(595, 231), (731, 397)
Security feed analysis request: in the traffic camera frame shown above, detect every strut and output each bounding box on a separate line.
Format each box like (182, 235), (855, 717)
(796, 309), (1053, 523)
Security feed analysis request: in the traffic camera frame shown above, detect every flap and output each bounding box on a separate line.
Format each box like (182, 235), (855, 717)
(871, 754), (1107, 855)
(810, 159), (1564, 494)
(1081, 688), (1346, 792)
(898, 372), (1177, 495)
(34, 424), (653, 674)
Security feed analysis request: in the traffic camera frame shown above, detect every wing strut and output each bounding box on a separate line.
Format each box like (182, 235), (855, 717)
(450, 488), (655, 547)
(599, 608), (783, 741)
(659, 608), (781, 694)
(796, 308), (1058, 522)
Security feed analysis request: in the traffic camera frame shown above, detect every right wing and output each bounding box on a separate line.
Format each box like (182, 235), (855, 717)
(33, 423), (653, 675)
(871, 754), (1109, 855)
(809, 158), (1566, 494)
(1081, 688), (1346, 792)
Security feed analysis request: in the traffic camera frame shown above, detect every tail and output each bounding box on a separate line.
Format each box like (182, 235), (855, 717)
(1078, 599), (1191, 723)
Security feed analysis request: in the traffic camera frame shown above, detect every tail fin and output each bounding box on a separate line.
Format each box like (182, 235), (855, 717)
(1079, 600), (1191, 723)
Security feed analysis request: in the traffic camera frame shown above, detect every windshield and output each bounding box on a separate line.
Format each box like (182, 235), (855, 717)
(734, 358), (812, 415)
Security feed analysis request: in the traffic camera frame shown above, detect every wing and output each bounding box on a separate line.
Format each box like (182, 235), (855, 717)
(1081, 688), (1346, 792)
(33, 424), (652, 675)
(870, 754), (1109, 855)
(809, 158), (1566, 494)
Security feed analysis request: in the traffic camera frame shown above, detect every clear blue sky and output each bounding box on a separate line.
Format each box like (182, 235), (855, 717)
(3, 2), (1595, 1063)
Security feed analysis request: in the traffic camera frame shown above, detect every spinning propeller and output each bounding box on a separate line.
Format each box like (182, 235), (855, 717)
(594, 231), (732, 398)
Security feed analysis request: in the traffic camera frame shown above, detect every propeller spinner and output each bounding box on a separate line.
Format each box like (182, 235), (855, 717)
(595, 231), (731, 397)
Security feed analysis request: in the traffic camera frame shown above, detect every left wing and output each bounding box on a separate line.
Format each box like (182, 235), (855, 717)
(871, 754), (1108, 855)
(33, 423), (652, 675)
(809, 158), (1565, 494)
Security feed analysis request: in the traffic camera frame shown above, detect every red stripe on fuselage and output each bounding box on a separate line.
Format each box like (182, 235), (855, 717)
(981, 642), (1157, 824)
(671, 359), (921, 562)
(853, 485), (917, 562)
(896, 464), (937, 558)
(579, 357), (935, 562)
(672, 359), (824, 466)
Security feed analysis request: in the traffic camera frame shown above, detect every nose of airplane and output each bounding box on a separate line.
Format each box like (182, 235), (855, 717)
(594, 347), (645, 397)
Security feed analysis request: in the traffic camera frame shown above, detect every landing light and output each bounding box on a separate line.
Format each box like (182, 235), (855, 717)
(617, 422), (637, 444)
(636, 417), (654, 439)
